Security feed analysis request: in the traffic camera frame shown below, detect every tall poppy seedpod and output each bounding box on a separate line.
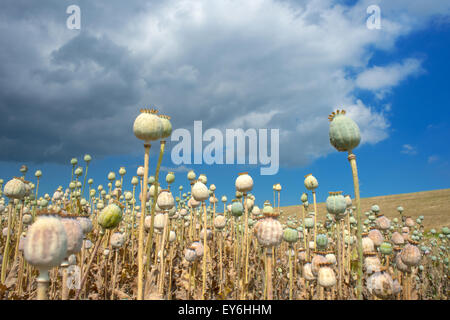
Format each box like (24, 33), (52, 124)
(187, 170), (196, 182)
(300, 192), (308, 203)
(98, 201), (123, 229)
(192, 181), (209, 202)
(4, 177), (27, 199)
(158, 115), (172, 140)
(326, 191), (346, 217)
(166, 172), (175, 184)
(328, 108), (364, 299)
(133, 108), (163, 142)
(328, 109), (361, 152)
(304, 174), (318, 190)
(235, 172), (253, 193)
(231, 199), (243, 217)
(157, 189), (175, 211)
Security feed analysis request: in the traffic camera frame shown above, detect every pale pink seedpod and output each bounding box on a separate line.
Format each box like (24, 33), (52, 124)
(191, 241), (204, 257)
(395, 253), (411, 273)
(169, 231), (176, 243)
(375, 215), (391, 230)
(255, 218), (283, 248)
(318, 265), (336, 288)
(367, 271), (394, 298)
(110, 232), (125, 249)
(311, 254), (328, 276)
(400, 244), (421, 267)
(60, 217), (83, 256)
(188, 197), (200, 208)
(214, 215), (227, 230)
(184, 248), (197, 262)
(405, 217), (415, 228)
(144, 216), (152, 232)
(179, 208), (188, 216)
(157, 190), (175, 211)
(199, 228), (213, 241)
(391, 232), (405, 245)
(298, 249), (307, 263)
(402, 226), (410, 234)
(153, 213), (166, 232)
(303, 263), (316, 281)
(368, 229), (383, 247)
(364, 253), (382, 274)
(24, 215), (68, 270)
(362, 236), (375, 254)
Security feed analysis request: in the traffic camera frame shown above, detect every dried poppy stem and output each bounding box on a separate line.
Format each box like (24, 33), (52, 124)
(158, 213), (169, 295)
(1, 203), (13, 284)
(74, 230), (105, 300)
(218, 230), (223, 294)
(167, 243), (174, 300)
(201, 201), (207, 300)
(61, 260), (69, 300)
(111, 248), (119, 300)
(347, 152), (364, 300)
(36, 269), (50, 300)
(289, 245), (293, 300)
(266, 248), (273, 300)
(137, 143), (151, 300)
(145, 140), (166, 272)
(13, 201), (25, 263)
(312, 191), (318, 250)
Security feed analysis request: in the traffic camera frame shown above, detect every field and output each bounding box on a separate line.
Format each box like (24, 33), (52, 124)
(279, 189), (450, 231)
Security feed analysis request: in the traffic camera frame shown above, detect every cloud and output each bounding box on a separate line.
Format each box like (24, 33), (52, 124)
(427, 155), (439, 164)
(401, 144), (418, 155)
(160, 165), (192, 173)
(0, 0), (445, 168)
(355, 58), (424, 95)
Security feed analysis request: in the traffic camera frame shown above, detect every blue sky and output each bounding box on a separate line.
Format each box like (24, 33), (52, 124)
(0, 0), (449, 206)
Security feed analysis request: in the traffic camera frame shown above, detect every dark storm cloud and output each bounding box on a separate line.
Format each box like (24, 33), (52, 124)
(1, 0), (440, 166)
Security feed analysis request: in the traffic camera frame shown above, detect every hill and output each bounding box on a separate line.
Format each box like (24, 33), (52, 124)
(278, 188), (450, 231)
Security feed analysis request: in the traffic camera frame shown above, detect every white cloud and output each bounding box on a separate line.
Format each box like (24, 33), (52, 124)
(355, 58), (423, 93)
(428, 155), (439, 164)
(160, 165), (192, 173)
(401, 144), (418, 155)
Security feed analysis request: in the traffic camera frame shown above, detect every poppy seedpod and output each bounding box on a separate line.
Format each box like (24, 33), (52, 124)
(98, 202), (123, 229)
(159, 115), (172, 140)
(235, 172), (253, 193)
(304, 174), (318, 190)
(283, 227), (299, 243)
(133, 109), (162, 142)
(328, 109), (361, 152)
(231, 200), (243, 217)
(192, 181), (209, 202)
(24, 215), (68, 270)
(326, 191), (346, 217)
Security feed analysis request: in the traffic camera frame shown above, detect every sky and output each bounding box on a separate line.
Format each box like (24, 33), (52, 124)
(0, 0), (449, 207)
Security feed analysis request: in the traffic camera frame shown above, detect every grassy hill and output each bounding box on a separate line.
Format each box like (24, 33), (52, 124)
(278, 188), (450, 231)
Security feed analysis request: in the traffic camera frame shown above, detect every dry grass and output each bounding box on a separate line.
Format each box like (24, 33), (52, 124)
(279, 188), (450, 231)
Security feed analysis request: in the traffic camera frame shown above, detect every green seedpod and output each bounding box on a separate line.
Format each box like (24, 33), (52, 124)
(231, 200), (243, 217)
(316, 234), (328, 250)
(283, 227), (299, 243)
(326, 191), (346, 217)
(98, 203), (123, 229)
(328, 109), (361, 152)
(379, 241), (393, 255)
(304, 217), (314, 229)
